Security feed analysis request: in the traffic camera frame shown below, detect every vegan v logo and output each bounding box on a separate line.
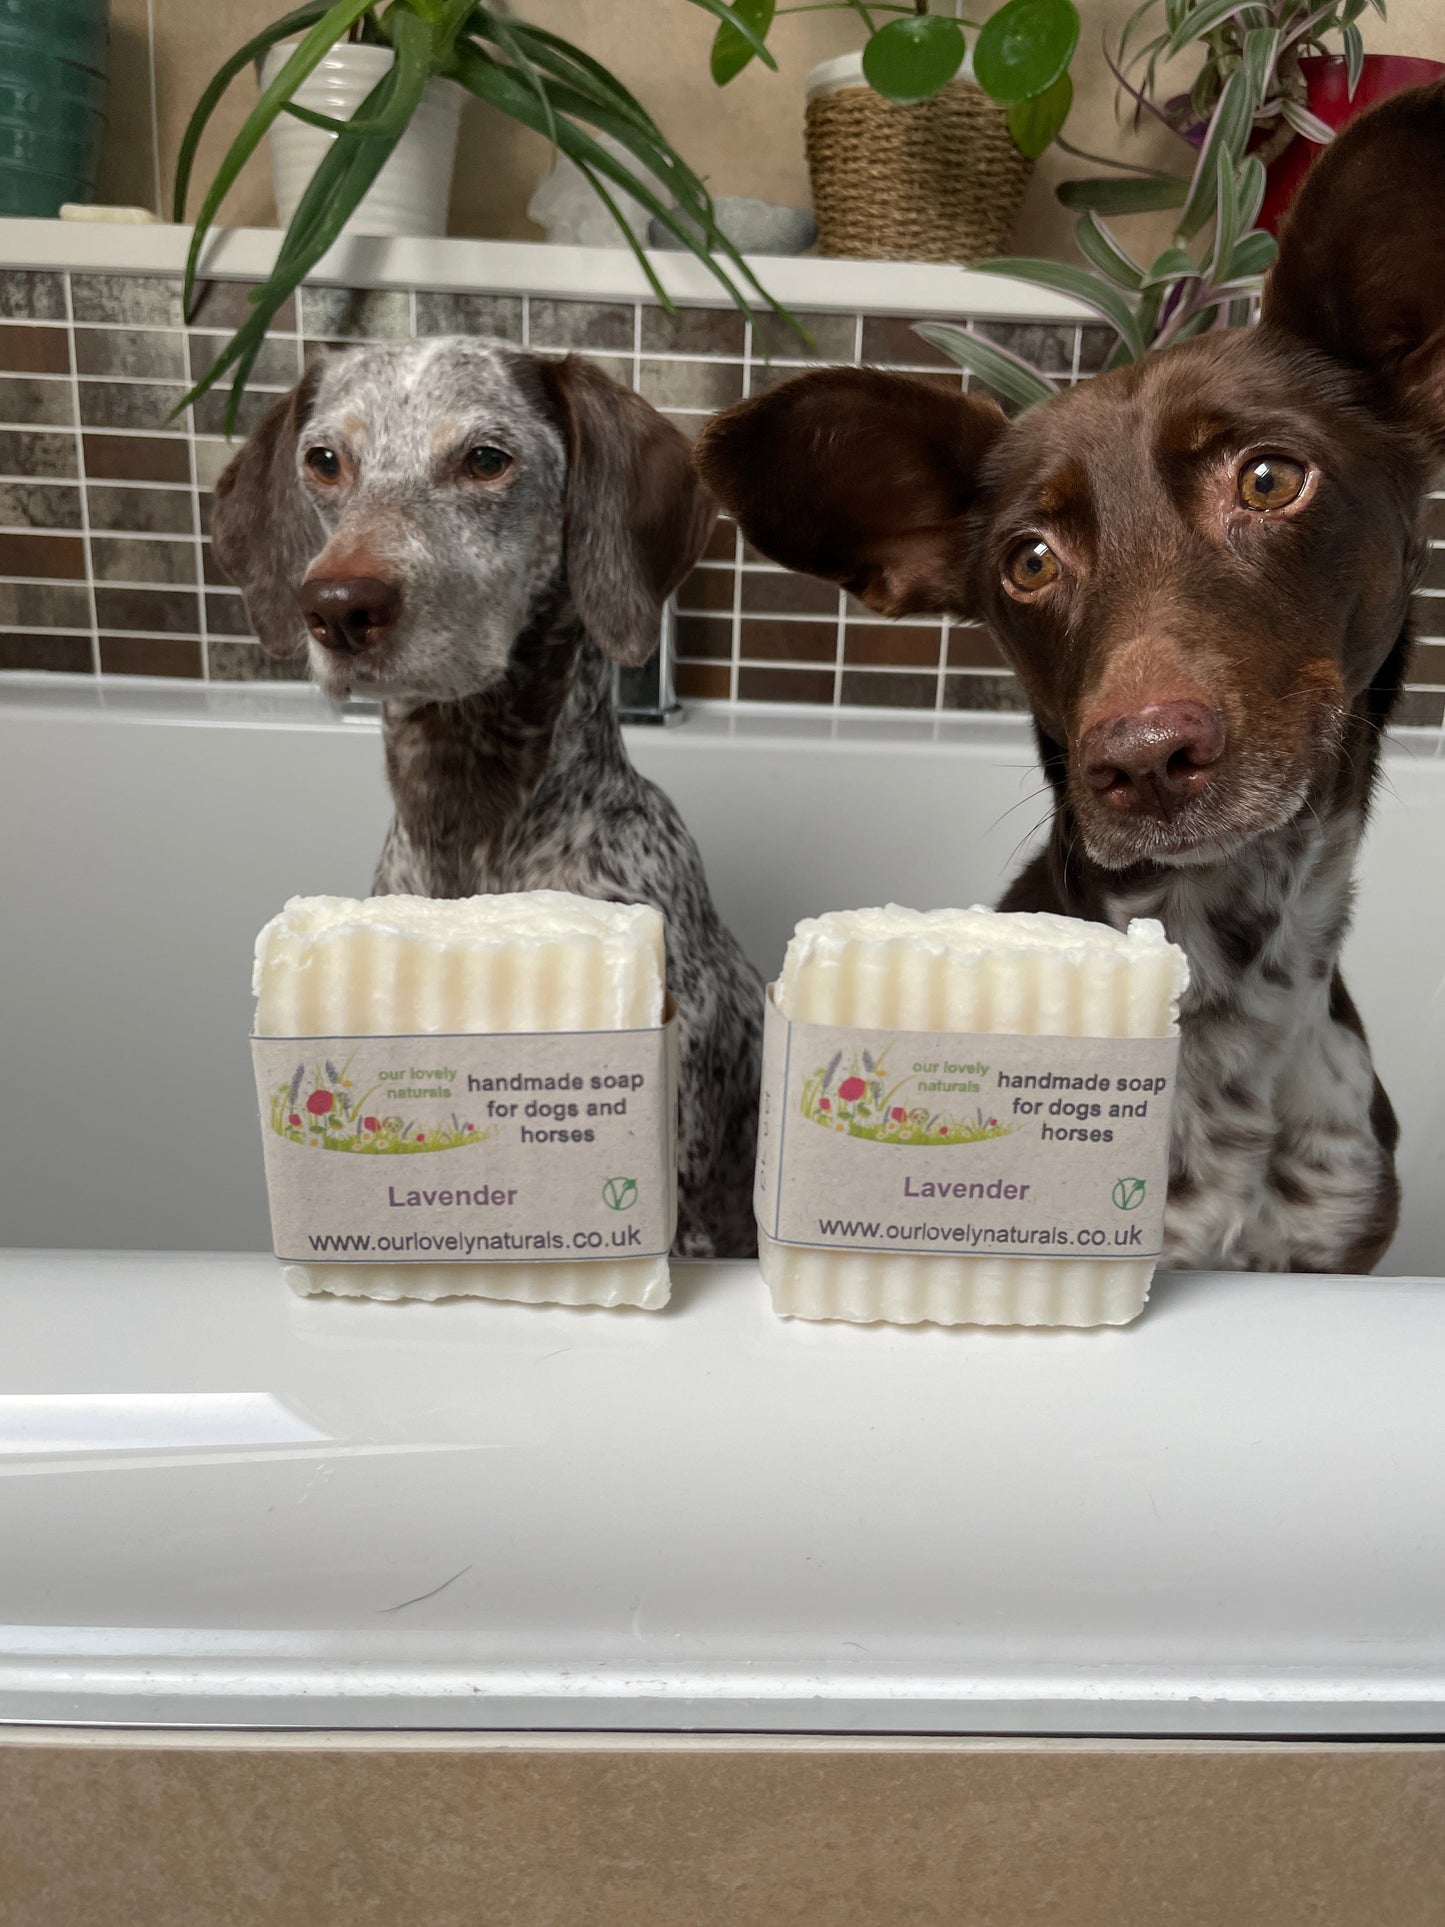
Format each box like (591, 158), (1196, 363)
(602, 1176), (638, 1212)
(1112, 1177), (1147, 1212)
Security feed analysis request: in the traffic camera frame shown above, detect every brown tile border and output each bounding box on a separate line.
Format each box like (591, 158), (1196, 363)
(0, 631), (91, 672)
(844, 625), (943, 669)
(675, 566), (734, 614)
(93, 586), (199, 634)
(207, 640), (308, 681)
(674, 614), (732, 660)
(675, 660), (732, 699)
(99, 634), (204, 677)
(0, 326), (69, 376)
(947, 624), (1007, 669)
(737, 664), (835, 703)
(82, 433), (189, 483)
(739, 570), (838, 617)
(0, 531), (85, 579)
(840, 668), (937, 708)
(205, 590), (252, 636)
(942, 670), (1030, 711)
(0, 268), (1433, 729)
(737, 617), (837, 663)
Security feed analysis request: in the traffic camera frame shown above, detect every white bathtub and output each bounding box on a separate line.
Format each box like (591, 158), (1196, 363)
(2, 675), (1443, 1738)
(3, 676), (1443, 1269)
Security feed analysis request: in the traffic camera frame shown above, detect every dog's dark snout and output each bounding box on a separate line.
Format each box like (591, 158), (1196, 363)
(1081, 700), (1226, 814)
(297, 576), (400, 655)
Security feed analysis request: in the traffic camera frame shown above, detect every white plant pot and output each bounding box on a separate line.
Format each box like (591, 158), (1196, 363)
(259, 39), (464, 240)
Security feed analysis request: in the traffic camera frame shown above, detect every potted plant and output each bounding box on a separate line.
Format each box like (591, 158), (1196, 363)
(925, 0), (1440, 405)
(708, 0), (1082, 262)
(921, 42), (1281, 405)
(257, 14), (464, 238)
(1075, 0), (1445, 234)
(176, 0), (796, 431)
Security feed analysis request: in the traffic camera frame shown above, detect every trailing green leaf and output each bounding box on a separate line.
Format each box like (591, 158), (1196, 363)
(974, 0), (1080, 107)
(172, 2), (331, 223)
(1178, 68), (1252, 239)
(971, 255), (1145, 358)
(913, 323), (1060, 411)
(1139, 245), (1196, 286)
(1008, 71), (1072, 158)
(1073, 210), (1144, 289)
(710, 0), (775, 86)
(861, 16), (965, 105)
(684, 0), (777, 70)
(1056, 173), (1187, 214)
(1225, 227), (1277, 278)
(180, 0), (378, 316)
(1163, 0), (1258, 61)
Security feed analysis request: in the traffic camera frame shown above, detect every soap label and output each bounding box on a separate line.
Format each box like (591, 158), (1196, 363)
(755, 991), (1178, 1260)
(252, 1021), (677, 1264)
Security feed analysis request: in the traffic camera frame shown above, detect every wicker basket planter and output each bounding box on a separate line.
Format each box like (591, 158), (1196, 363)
(804, 52), (1032, 264)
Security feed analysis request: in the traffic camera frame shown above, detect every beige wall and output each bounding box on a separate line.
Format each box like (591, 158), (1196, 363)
(103, 0), (1443, 262)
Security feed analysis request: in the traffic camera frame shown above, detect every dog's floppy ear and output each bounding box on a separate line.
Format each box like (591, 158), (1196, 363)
(535, 354), (716, 666)
(1263, 81), (1445, 454)
(695, 368), (1008, 619)
(209, 363), (326, 657)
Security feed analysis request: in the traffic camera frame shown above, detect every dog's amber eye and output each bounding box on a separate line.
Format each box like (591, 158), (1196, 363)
(1238, 456), (1306, 511)
(1005, 539), (1060, 593)
(304, 446), (341, 483)
(464, 445), (512, 481)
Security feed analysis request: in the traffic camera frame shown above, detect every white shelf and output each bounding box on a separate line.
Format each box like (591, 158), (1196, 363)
(0, 215), (1090, 320)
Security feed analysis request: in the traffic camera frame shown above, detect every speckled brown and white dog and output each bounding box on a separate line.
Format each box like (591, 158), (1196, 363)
(212, 340), (763, 1258)
(699, 85), (1445, 1275)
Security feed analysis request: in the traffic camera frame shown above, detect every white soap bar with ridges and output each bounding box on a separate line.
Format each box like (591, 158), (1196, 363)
(764, 903), (1189, 1328)
(253, 891), (669, 1308)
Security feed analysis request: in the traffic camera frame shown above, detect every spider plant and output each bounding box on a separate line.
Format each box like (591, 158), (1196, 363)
(919, 59), (1279, 408)
(710, 0), (1083, 158)
(175, 0), (799, 432)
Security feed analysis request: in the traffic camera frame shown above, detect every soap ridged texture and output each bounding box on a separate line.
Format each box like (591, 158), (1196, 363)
(254, 892), (669, 1309)
(764, 904), (1189, 1329)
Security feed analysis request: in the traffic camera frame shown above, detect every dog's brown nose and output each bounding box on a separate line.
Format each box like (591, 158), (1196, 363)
(1080, 701), (1226, 813)
(297, 576), (400, 655)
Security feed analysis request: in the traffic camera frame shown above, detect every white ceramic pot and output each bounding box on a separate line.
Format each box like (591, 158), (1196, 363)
(259, 39), (464, 239)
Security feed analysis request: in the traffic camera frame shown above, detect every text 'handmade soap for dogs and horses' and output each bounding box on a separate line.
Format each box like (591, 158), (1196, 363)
(755, 905), (1189, 1328)
(252, 892), (677, 1308)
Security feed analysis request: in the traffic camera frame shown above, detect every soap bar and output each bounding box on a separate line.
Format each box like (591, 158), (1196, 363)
(762, 904), (1188, 1328)
(253, 891), (670, 1308)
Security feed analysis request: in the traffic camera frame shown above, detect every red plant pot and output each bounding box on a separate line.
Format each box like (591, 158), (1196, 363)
(1257, 55), (1445, 235)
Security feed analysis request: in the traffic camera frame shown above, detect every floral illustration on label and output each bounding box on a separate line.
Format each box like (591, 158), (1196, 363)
(268, 1053), (492, 1156)
(800, 1044), (1014, 1147)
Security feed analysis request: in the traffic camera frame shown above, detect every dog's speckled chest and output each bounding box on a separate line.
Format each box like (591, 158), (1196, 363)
(1108, 812), (1397, 1272)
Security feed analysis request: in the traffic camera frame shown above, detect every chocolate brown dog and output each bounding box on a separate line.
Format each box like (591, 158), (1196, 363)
(698, 86), (1445, 1274)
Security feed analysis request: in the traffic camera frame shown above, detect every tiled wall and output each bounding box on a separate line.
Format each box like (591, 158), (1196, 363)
(0, 265), (1442, 724)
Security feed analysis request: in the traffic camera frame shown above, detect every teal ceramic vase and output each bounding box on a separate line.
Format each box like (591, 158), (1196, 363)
(0, 0), (110, 217)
